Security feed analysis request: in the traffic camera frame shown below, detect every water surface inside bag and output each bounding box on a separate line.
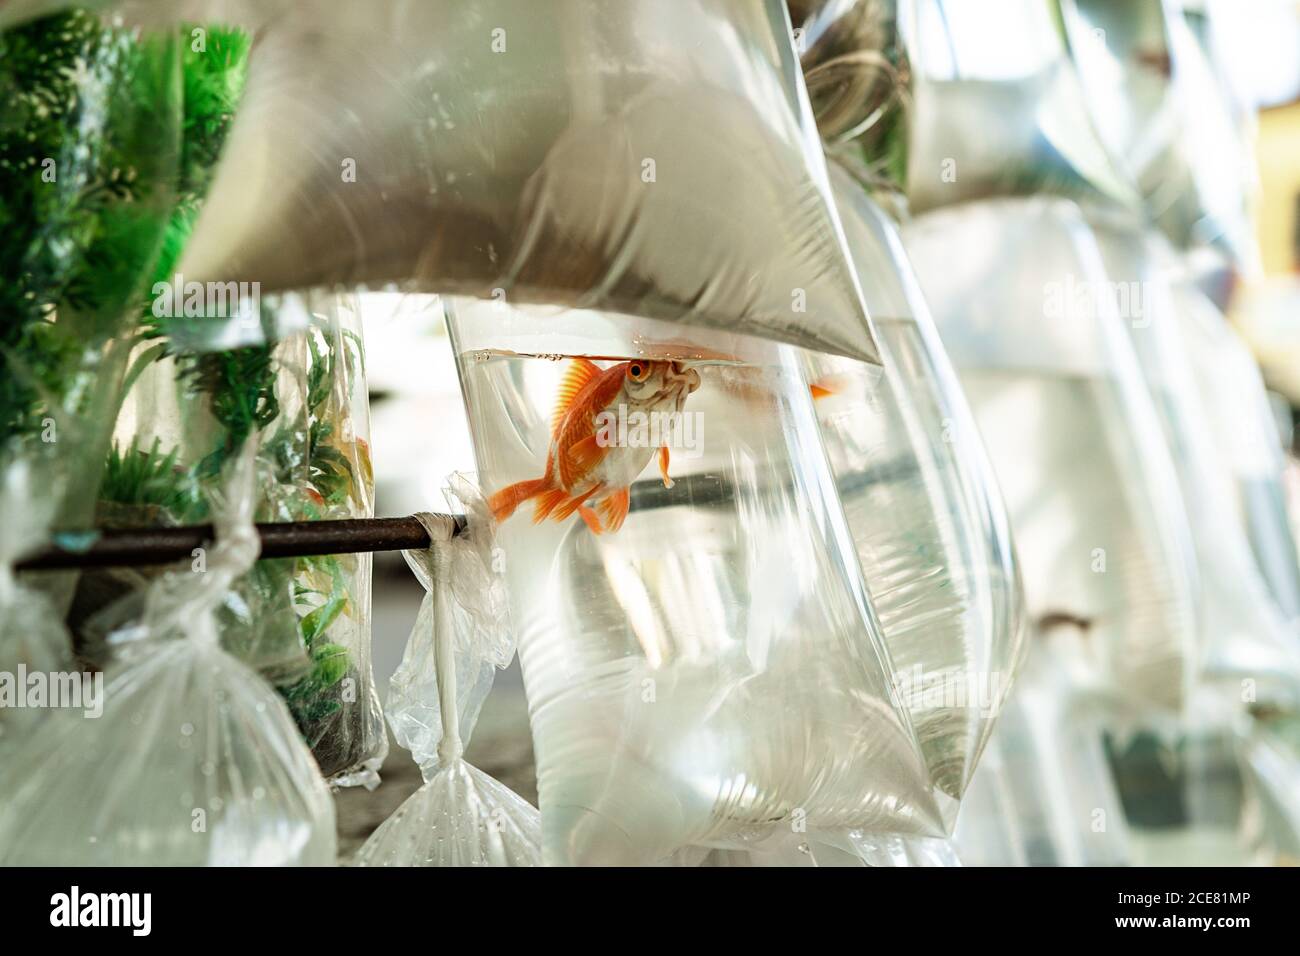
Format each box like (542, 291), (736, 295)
(903, 199), (1198, 712)
(448, 299), (941, 866)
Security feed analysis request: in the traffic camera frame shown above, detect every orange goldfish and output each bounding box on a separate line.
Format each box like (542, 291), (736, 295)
(488, 358), (701, 534)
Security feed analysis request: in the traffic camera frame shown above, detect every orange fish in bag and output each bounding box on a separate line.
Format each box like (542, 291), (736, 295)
(450, 300), (943, 866)
(490, 359), (701, 534)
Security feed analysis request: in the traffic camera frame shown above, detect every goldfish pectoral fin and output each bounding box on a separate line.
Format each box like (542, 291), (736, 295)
(659, 445), (673, 489)
(578, 504), (604, 535)
(809, 382), (835, 401)
(551, 358), (603, 437)
(560, 434), (609, 487)
(597, 487), (631, 533)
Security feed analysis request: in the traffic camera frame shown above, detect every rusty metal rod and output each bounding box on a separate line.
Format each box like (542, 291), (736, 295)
(14, 454), (919, 572)
(16, 515), (466, 571)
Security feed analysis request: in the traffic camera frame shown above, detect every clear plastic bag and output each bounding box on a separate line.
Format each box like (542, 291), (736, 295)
(903, 198), (1199, 712)
(0, 447), (337, 866)
(448, 298), (941, 866)
(0, 461), (74, 752)
(1110, 687), (1281, 867)
(1, 8), (181, 535)
(87, 292), (387, 785)
(1061, 0), (1260, 273)
(355, 483), (540, 867)
(1172, 278), (1300, 638)
(904, 0), (1139, 215)
(1091, 223), (1300, 704)
(804, 163), (1026, 802)
(954, 637), (1132, 867)
(23, 0), (878, 363)
(1240, 714), (1300, 865)
(788, 0), (910, 183)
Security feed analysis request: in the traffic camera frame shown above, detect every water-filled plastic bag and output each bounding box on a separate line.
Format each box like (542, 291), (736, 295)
(903, 198), (1198, 712)
(0, 450), (337, 865)
(1172, 279), (1300, 636)
(448, 298), (941, 866)
(1110, 687), (1285, 867)
(17, 0), (882, 364)
(904, 0), (1139, 215)
(787, 0), (910, 188)
(0, 9), (181, 539)
(805, 163), (1026, 801)
(954, 637), (1132, 866)
(1091, 222), (1300, 704)
(1061, 0), (1260, 272)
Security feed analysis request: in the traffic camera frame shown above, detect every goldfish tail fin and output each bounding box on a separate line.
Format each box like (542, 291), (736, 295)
(488, 477), (551, 523)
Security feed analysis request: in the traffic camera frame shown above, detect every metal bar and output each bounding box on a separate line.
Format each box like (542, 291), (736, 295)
(16, 515), (466, 571)
(15, 455), (921, 572)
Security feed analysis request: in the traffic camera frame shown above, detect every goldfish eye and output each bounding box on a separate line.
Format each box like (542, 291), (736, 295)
(628, 362), (648, 382)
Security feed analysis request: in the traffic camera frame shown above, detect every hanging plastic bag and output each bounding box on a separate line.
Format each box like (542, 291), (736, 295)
(0, 461), (75, 753)
(904, 0), (1139, 215)
(447, 297), (942, 866)
(81, 292), (387, 786)
(1171, 277), (1300, 637)
(1091, 224), (1300, 705)
(1, 8), (181, 540)
(355, 480), (540, 866)
(954, 636), (1132, 867)
(903, 198), (1199, 712)
(804, 162), (1026, 803)
(13, 0), (879, 363)
(1240, 714), (1300, 865)
(1108, 686), (1281, 867)
(0, 446), (337, 865)
(1061, 0), (1260, 276)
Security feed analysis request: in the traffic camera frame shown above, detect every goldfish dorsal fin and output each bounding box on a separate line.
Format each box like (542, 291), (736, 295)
(552, 358), (603, 437)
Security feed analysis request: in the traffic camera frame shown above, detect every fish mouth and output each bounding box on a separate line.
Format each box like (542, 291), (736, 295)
(669, 361), (702, 394)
